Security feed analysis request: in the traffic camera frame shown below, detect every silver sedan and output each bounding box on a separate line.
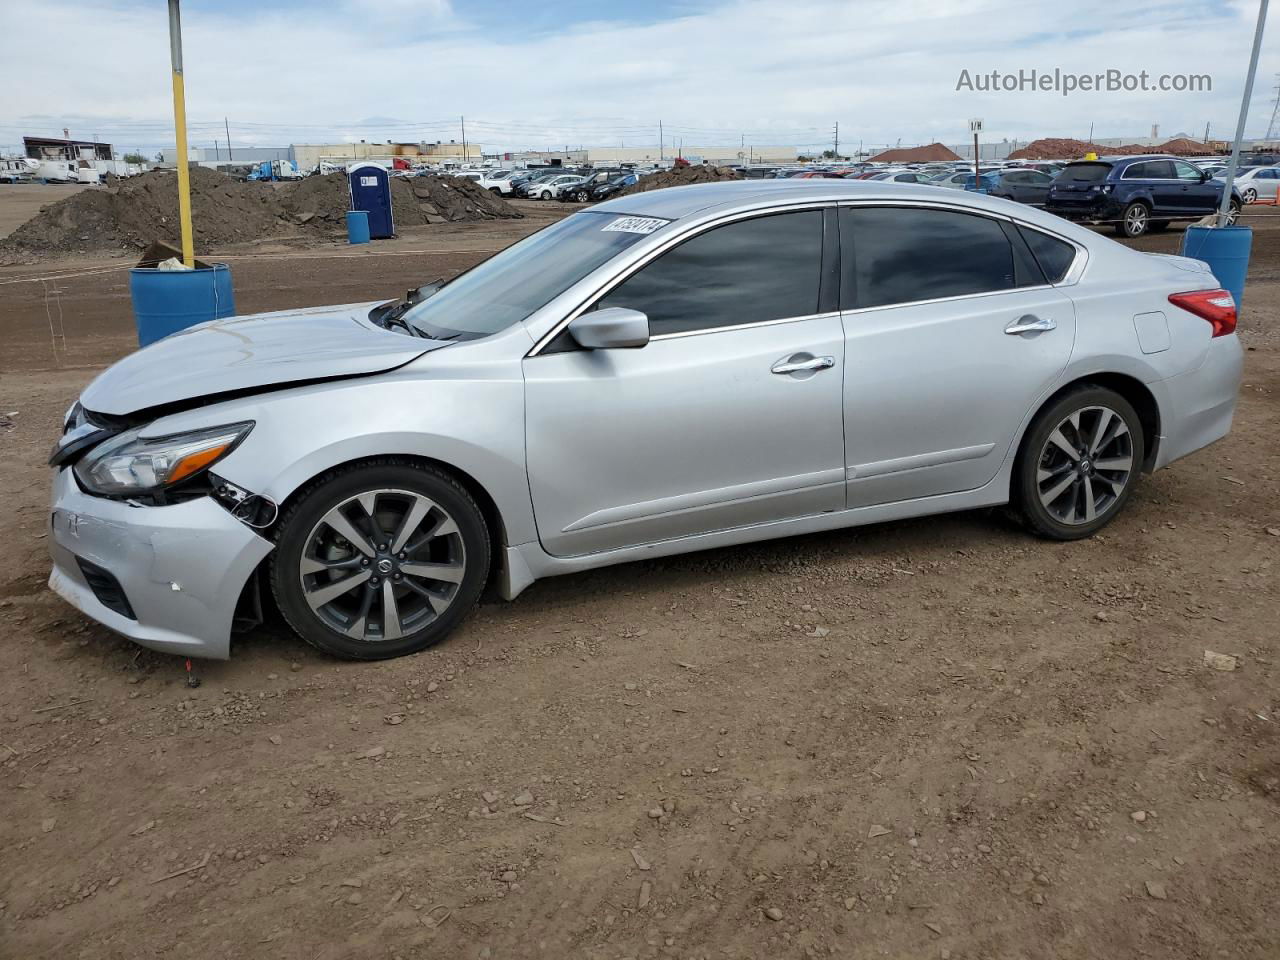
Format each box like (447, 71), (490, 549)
(48, 181), (1243, 660)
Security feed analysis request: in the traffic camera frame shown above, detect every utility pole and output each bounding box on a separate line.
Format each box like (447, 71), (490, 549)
(1217, 0), (1270, 226)
(167, 0), (194, 266)
(1087, 122), (1094, 150)
(460, 115), (467, 165)
(1265, 74), (1280, 141)
(659, 120), (663, 161)
(833, 121), (839, 158)
(224, 116), (232, 161)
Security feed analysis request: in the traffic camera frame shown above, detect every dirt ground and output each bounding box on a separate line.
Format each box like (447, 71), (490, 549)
(1, 199), (1277, 960)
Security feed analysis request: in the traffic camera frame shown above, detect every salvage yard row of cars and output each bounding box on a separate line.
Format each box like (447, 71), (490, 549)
(453, 152), (1279, 238)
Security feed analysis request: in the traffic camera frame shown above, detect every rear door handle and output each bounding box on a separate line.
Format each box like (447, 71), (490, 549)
(1004, 315), (1056, 335)
(771, 355), (835, 375)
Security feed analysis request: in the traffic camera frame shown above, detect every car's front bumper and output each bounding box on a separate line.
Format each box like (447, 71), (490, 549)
(47, 467), (273, 660)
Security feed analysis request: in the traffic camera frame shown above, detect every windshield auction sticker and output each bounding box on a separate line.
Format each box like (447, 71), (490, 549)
(602, 216), (670, 235)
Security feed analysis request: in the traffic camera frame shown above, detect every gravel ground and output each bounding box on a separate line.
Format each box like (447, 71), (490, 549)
(0, 203), (1277, 960)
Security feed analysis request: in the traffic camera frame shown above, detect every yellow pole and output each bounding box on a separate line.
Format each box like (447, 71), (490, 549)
(168, 0), (195, 266)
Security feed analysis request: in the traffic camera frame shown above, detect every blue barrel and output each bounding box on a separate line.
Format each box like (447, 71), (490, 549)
(1181, 225), (1252, 308)
(129, 264), (236, 347)
(346, 210), (370, 244)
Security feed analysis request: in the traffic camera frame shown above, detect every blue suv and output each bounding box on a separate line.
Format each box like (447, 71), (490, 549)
(1045, 155), (1241, 238)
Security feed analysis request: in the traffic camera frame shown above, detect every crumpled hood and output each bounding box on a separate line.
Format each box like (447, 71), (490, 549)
(81, 301), (447, 416)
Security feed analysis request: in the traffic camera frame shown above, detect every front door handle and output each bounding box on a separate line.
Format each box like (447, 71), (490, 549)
(771, 354), (835, 375)
(1004, 315), (1056, 335)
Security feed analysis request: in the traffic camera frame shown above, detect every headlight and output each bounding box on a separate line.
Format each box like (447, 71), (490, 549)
(74, 422), (253, 496)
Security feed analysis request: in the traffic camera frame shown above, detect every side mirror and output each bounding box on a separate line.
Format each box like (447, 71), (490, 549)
(568, 307), (650, 350)
(1200, 171), (1211, 183)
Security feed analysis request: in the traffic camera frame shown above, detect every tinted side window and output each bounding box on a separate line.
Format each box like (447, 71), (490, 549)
(842, 207), (1016, 309)
(1145, 160), (1176, 179)
(1123, 162), (1150, 179)
(1017, 225), (1077, 283)
(598, 211), (823, 336)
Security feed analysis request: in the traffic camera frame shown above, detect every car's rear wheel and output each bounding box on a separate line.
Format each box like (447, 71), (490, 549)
(1013, 386), (1143, 540)
(270, 462), (490, 660)
(1115, 201), (1150, 237)
(1242, 187), (1257, 204)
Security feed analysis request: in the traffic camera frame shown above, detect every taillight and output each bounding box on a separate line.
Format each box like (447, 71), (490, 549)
(1168, 288), (1237, 337)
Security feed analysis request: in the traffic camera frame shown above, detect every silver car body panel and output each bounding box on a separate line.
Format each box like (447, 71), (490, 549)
(49, 181), (1242, 658)
(80, 301), (445, 416)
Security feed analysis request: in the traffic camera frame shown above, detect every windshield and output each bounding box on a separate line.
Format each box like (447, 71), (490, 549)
(399, 210), (661, 340)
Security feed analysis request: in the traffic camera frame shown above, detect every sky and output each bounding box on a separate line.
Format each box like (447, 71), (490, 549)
(1, 0), (1276, 157)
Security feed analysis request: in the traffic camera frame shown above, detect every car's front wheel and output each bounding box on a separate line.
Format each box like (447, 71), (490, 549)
(539, 190), (552, 200)
(270, 461), (490, 660)
(1115, 201), (1150, 237)
(1013, 386), (1143, 540)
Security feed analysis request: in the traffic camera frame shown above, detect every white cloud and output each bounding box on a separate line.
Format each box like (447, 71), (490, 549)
(1, 0), (1275, 152)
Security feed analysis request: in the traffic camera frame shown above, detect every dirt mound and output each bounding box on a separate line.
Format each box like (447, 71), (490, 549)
(1009, 137), (1218, 161)
(1, 167), (287, 257)
(280, 172), (521, 229)
(868, 142), (962, 163)
(1157, 137), (1216, 156)
(614, 164), (744, 197)
(1, 167), (521, 260)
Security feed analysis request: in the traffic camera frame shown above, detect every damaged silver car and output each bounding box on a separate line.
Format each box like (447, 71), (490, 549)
(49, 181), (1243, 660)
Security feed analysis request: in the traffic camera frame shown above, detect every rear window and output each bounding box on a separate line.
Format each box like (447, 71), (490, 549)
(1057, 163), (1112, 182)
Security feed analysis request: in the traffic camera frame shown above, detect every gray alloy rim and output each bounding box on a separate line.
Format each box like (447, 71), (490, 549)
(1036, 405), (1135, 525)
(1125, 205), (1148, 234)
(299, 488), (465, 642)
(1243, 188), (1256, 203)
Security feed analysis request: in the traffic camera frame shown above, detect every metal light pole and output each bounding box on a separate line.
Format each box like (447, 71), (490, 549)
(1217, 0), (1270, 226)
(167, 0), (195, 266)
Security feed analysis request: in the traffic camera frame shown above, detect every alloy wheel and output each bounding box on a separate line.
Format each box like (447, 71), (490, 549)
(298, 488), (465, 642)
(1035, 406), (1134, 525)
(1242, 187), (1257, 204)
(1124, 204), (1148, 236)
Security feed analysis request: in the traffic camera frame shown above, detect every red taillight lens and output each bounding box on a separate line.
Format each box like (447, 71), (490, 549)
(1168, 289), (1237, 337)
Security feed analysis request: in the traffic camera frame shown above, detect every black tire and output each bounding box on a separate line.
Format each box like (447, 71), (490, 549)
(1114, 201), (1150, 238)
(1012, 386), (1144, 541)
(1226, 199), (1242, 224)
(270, 460), (490, 661)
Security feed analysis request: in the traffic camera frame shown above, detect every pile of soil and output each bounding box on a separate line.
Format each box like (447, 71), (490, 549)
(867, 142), (962, 163)
(1, 167), (287, 257)
(280, 172), (520, 229)
(1, 167), (521, 259)
(1008, 137), (1218, 160)
(614, 164), (744, 197)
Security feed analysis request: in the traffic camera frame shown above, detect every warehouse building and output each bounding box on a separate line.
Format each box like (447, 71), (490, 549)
(289, 140), (483, 171)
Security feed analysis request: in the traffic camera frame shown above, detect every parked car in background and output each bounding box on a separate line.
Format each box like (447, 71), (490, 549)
(932, 169), (1000, 190)
(978, 168), (1056, 206)
(1045, 155), (1241, 237)
(522, 173), (586, 200)
(560, 171), (623, 202)
(513, 172), (563, 198)
(588, 172), (639, 202)
(47, 180), (1242, 663)
(870, 171), (934, 184)
(1217, 166), (1280, 204)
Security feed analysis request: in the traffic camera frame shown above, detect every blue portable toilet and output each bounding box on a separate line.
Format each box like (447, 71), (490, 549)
(347, 162), (394, 239)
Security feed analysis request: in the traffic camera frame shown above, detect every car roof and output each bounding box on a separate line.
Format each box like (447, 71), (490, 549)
(590, 179), (1097, 236)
